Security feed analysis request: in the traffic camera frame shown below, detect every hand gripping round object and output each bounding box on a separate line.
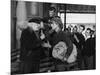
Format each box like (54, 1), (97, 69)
(52, 41), (77, 63)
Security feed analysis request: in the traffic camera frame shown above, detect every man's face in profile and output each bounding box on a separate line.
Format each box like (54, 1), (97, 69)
(28, 22), (41, 31)
(79, 26), (84, 33)
(85, 29), (91, 37)
(49, 10), (55, 17)
(51, 21), (57, 30)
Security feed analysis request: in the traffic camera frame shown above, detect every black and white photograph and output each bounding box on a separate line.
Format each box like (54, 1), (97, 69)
(11, 0), (96, 74)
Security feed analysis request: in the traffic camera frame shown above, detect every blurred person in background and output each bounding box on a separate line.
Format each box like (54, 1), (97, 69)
(83, 28), (95, 69)
(91, 30), (96, 69)
(42, 7), (63, 57)
(71, 25), (84, 69)
(72, 26), (79, 49)
(77, 25), (85, 51)
(64, 25), (73, 40)
(43, 7), (63, 33)
(72, 25), (85, 69)
(64, 26), (72, 39)
(43, 7), (58, 32)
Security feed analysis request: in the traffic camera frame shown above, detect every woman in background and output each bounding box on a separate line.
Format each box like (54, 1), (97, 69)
(46, 17), (74, 71)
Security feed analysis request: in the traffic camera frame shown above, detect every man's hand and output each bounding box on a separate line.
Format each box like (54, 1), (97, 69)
(40, 32), (45, 40)
(42, 41), (51, 48)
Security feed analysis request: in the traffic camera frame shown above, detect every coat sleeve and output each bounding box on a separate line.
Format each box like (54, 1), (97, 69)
(20, 30), (28, 60)
(20, 30), (42, 50)
(63, 33), (73, 58)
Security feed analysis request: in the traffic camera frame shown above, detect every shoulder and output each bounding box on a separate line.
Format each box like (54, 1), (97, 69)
(21, 28), (31, 36)
(59, 31), (69, 39)
(54, 16), (62, 20)
(42, 17), (50, 23)
(61, 31), (69, 36)
(22, 28), (29, 33)
(54, 16), (61, 18)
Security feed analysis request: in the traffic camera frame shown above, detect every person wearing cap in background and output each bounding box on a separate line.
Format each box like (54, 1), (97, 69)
(43, 7), (63, 36)
(41, 7), (63, 58)
(48, 7), (63, 29)
(46, 7), (58, 23)
(42, 7), (57, 32)
(20, 17), (46, 73)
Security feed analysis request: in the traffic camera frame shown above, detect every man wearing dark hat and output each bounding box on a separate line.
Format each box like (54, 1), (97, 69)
(20, 17), (45, 73)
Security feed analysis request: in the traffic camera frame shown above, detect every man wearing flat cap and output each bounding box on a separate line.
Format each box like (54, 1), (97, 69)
(20, 17), (45, 73)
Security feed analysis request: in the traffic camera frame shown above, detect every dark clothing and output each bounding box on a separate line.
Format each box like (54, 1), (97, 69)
(72, 32), (85, 50)
(82, 37), (96, 69)
(47, 31), (73, 71)
(71, 32), (85, 69)
(20, 28), (44, 73)
(71, 32), (85, 57)
(48, 31), (73, 58)
(92, 37), (96, 69)
(91, 37), (96, 56)
(20, 62), (39, 73)
(83, 37), (95, 56)
(83, 56), (94, 70)
(65, 30), (73, 39)
(20, 28), (43, 62)
(43, 16), (61, 24)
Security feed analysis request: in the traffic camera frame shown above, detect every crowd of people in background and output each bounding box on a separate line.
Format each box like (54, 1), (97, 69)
(65, 24), (96, 70)
(19, 7), (96, 74)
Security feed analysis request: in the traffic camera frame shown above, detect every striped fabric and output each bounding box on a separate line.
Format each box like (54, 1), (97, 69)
(11, 49), (79, 74)
(11, 49), (20, 74)
(40, 57), (55, 72)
